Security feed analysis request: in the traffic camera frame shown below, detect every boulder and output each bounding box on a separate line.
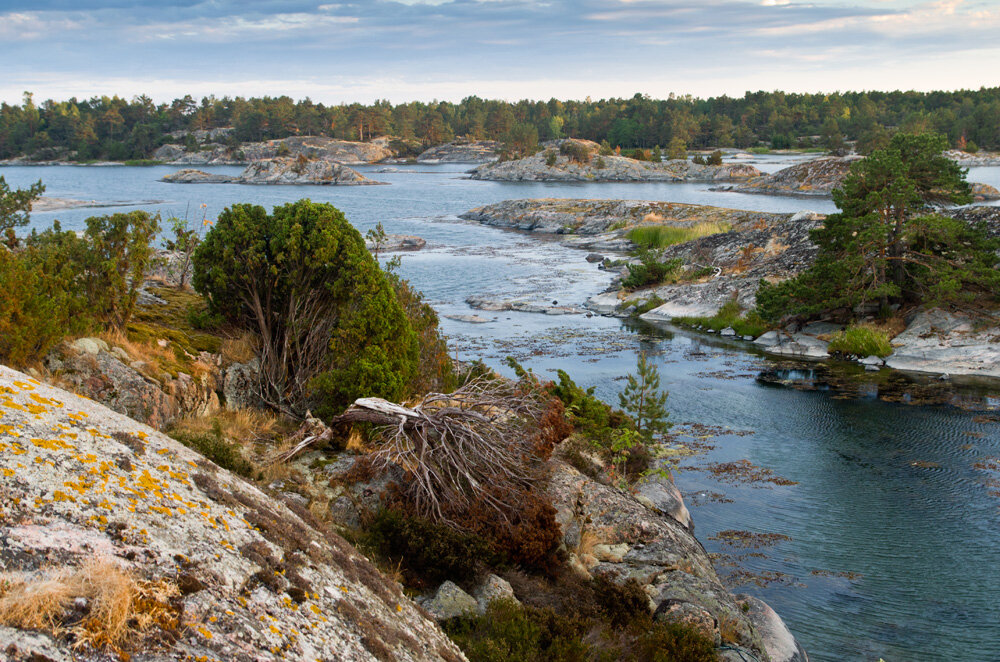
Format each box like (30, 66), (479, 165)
(472, 575), (518, 614)
(223, 358), (263, 411)
(0, 365), (466, 662)
(634, 473), (693, 531)
(737, 595), (810, 662)
(884, 308), (1000, 379)
(421, 581), (478, 621)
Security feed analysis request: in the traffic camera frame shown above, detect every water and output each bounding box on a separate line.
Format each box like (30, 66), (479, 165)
(4, 159), (1000, 661)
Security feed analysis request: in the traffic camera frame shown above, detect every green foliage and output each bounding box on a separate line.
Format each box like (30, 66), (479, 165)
(756, 132), (995, 321)
(618, 353), (669, 441)
(545, 150), (558, 167)
(666, 137), (687, 160)
(192, 200), (419, 417)
(361, 510), (498, 588)
(443, 597), (718, 662)
(623, 295), (665, 316)
(706, 150), (724, 166)
(0, 176), (44, 241)
(78, 211), (161, 331)
(559, 141), (592, 163)
(550, 370), (631, 443)
(620, 251), (683, 290)
(163, 213), (206, 288)
(827, 324), (893, 358)
(169, 422), (258, 479)
(385, 270), (455, 394)
(691, 154), (707, 165)
(0, 230), (93, 366)
(650, 144), (662, 162)
(673, 298), (771, 337)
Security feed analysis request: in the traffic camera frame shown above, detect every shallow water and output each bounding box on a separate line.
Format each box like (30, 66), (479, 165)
(4, 159), (1000, 661)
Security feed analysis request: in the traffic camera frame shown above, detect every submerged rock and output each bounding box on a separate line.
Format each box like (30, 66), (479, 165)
(0, 365), (466, 662)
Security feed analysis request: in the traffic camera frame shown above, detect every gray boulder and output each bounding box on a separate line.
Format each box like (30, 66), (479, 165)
(472, 575), (518, 614)
(422, 581), (478, 621)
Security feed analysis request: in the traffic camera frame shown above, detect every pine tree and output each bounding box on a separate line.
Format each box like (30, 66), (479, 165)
(618, 353), (669, 441)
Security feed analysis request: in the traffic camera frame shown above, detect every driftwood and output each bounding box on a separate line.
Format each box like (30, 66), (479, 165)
(277, 378), (545, 524)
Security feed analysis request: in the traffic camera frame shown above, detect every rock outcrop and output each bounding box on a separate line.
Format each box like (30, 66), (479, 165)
(884, 309), (1000, 379)
(547, 457), (806, 660)
(945, 149), (1000, 167)
(366, 234), (426, 252)
(31, 197), (166, 212)
(0, 365), (466, 662)
(730, 155), (1000, 200)
(417, 140), (501, 163)
(470, 139), (761, 182)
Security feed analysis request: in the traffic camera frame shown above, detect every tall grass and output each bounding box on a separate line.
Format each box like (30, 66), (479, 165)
(673, 298), (771, 337)
(827, 324), (893, 358)
(627, 222), (730, 249)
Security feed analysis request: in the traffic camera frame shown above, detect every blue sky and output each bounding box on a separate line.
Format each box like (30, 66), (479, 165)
(0, 0), (997, 103)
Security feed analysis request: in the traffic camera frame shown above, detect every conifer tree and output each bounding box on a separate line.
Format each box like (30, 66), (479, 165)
(618, 352), (670, 441)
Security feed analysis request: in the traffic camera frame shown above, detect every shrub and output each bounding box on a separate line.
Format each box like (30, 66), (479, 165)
(192, 200), (419, 417)
(666, 137), (687, 160)
(827, 324), (893, 358)
(386, 270), (454, 394)
(545, 150), (558, 167)
(706, 150), (724, 166)
(621, 252), (683, 290)
(559, 141), (592, 163)
(77, 210), (161, 331)
(362, 509), (499, 588)
(0, 175), (44, 241)
(0, 237), (93, 366)
(168, 421), (259, 479)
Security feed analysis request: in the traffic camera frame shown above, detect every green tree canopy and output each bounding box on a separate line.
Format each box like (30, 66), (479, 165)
(0, 176), (44, 243)
(192, 199), (418, 418)
(757, 132), (996, 320)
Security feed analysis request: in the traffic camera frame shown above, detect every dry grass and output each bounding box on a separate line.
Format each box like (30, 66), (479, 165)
(170, 408), (283, 444)
(98, 330), (212, 380)
(0, 559), (179, 652)
(220, 331), (258, 364)
(576, 529), (601, 559)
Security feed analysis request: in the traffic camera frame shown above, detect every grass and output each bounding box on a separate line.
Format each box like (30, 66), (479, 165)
(672, 298), (771, 338)
(0, 559), (180, 653)
(622, 295), (665, 316)
(166, 409), (291, 479)
(827, 324), (893, 358)
(627, 222), (730, 249)
(122, 159), (165, 166)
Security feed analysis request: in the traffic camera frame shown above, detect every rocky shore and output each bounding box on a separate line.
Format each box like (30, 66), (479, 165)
(153, 135), (395, 166)
(162, 158), (384, 186)
(470, 139), (762, 183)
(726, 155), (1000, 201)
(30, 196), (166, 212)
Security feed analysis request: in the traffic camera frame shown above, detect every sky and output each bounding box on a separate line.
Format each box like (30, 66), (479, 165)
(0, 0), (998, 104)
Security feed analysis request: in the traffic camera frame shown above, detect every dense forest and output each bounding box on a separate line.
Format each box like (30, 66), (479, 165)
(2, 88), (1000, 161)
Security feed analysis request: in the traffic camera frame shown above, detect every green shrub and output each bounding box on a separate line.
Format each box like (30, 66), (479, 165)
(169, 423), (258, 479)
(443, 597), (719, 662)
(362, 509), (499, 588)
(192, 200), (419, 417)
(545, 150), (558, 167)
(559, 141), (592, 163)
(0, 238), (93, 366)
(706, 150), (724, 166)
(621, 252), (683, 290)
(623, 295), (664, 316)
(827, 324), (893, 358)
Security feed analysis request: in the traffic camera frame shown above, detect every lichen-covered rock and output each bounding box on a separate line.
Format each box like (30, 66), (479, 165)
(45, 342), (219, 430)
(0, 365), (466, 662)
(885, 308), (1000, 379)
(471, 140), (761, 182)
(634, 473), (692, 531)
(223, 359), (263, 411)
(737, 595), (810, 662)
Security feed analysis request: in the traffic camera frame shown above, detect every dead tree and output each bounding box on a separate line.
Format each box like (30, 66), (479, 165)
(279, 377), (545, 525)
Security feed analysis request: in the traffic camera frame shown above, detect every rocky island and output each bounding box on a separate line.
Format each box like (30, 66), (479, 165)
(161, 157), (385, 186)
(416, 139), (501, 163)
(470, 139), (762, 182)
(153, 135), (396, 166)
(726, 155), (1000, 201)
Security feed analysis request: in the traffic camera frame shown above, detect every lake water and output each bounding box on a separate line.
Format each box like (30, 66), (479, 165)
(3, 158), (999, 661)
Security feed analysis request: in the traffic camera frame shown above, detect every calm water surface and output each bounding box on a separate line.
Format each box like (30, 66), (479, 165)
(4, 158), (1000, 662)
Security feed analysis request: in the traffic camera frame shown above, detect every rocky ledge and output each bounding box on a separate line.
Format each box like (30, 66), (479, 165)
(728, 156), (1000, 201)
(944, 149), (1000, 167)
(31, 197), (166, 211)
(416, 140), (501, 163)
(366, 234), (426, 252)
(470, 139), (762, 183)
(0, 365), (465, 662)
(162, 158), (385, 186)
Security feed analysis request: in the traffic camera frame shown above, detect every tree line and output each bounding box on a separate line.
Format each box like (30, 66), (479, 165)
(2, 88), (1000, 162)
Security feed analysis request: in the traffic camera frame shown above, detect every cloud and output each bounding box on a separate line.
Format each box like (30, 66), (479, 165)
(0, 0), (997, 104)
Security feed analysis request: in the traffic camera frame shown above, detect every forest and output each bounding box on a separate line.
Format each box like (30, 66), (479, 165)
(2, 87), (1000, 162)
